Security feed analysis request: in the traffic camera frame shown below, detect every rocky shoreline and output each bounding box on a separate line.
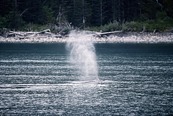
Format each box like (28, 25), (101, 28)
(0, 30), (173, 43)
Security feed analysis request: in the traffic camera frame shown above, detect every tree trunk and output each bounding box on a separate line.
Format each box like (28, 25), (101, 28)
(100, 0), (103, 26)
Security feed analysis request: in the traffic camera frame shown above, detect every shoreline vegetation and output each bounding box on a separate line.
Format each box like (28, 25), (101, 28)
(1, 18), (173, 37)
(1, 17), (173, 35)
(1, 16), (173, 38)
(0, 29), (173, 44)
(0, 0), (173, 42)
(1, 19), (173, 43)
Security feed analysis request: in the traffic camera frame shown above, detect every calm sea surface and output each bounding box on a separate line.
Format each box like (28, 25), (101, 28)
(0, 43), (173, 115)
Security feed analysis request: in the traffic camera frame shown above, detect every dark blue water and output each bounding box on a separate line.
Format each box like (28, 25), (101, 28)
(0, 43), (173, 115)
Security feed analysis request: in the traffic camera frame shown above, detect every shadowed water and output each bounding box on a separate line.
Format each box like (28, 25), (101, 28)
(0, 43), (173, 115)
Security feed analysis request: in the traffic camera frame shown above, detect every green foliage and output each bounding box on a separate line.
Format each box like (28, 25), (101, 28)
(156, 12), (167, 20)
(122, 21), (143, 32)
(162, 0), (173, 18)
(0, 11), (25, 29)
(122, 18), (173, 32)
(21, 23), (50, 31)
(40, 6), (55, 24)
(88, 18), (173, 32)
(101, 22), (121, 32)
(0, 16), (7, 28)
(87, 21), (121, 32)
(7, 11), (25, 29)
(0, 0), (173, 32)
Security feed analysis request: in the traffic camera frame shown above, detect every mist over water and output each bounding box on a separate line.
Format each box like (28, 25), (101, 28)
(66, 31), (99, 81)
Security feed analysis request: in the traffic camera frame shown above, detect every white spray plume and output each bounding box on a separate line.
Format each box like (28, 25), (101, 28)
(66, 30), (99, 81)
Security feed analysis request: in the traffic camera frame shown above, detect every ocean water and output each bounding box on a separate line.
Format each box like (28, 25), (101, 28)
(0, 43), (173, 115)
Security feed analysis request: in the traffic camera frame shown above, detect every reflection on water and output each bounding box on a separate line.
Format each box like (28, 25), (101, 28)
(0, 82), (103, 115)
(0, 43), (173, 115)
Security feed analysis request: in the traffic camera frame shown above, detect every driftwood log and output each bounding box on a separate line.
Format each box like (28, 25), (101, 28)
(5, 29), (62, 39)
(93, 30), (123, 37)
(1, 29), (124, 40)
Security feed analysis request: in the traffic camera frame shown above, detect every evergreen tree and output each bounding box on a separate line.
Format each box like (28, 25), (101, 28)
(0, 0), (173, 30)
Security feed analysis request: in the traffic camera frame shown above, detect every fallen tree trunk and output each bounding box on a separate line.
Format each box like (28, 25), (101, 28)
(2, 29), (123, 40)
(95, 30), (123, 37)
(38, 29), (51, 34)
(4, 29), (62, 39)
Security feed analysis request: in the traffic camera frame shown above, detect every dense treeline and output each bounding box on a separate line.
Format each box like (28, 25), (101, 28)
(0, 0), (173, 31)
